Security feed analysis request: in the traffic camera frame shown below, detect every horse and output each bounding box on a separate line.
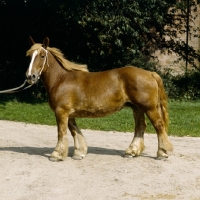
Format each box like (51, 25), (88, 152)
(26, 36), (173, 161)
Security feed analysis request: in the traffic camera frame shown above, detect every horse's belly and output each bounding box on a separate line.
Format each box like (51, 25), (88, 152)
(69, 90), (128, 118)
(69, 106), (123, 118)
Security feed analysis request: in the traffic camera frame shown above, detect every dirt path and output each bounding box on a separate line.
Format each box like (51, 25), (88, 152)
(0, 120), (200, 200)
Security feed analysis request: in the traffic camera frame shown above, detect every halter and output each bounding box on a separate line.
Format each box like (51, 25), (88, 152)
(0, 47), (50, 94)
(38, 47), (49, 78)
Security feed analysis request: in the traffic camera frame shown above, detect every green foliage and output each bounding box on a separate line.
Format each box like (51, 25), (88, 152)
(129, 54), (157, 71)
(162, 69), (200, 100)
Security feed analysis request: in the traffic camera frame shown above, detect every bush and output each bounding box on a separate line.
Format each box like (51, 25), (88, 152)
(159, 67), (200, 100)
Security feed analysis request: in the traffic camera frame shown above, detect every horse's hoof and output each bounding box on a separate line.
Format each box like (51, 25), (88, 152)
(49, 156), (63, 162)
(156, 149), (169, 161)
(49, 157), (59, 162)
(124, 153), (136, 158)
(72, 155), (85, 160)
(124, 154), (133, 158)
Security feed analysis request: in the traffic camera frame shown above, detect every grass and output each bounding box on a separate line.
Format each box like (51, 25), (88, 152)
(0, 100), (199, 137)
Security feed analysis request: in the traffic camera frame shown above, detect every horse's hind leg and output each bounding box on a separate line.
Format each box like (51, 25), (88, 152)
(125, 107), (146, 157)
(146, 108), (173, 159)
(68, 118), (88, 160)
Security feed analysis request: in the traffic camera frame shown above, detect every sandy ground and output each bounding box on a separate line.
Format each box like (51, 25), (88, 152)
(0, 120), (200, 200)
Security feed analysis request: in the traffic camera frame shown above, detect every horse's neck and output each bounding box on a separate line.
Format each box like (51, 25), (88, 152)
(41, 54), (66, 93)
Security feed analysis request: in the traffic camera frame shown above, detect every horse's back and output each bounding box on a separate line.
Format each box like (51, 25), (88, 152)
(117, 66), (154, 79)
(116, 66), (159, 90)
(74, 66), (154, 86)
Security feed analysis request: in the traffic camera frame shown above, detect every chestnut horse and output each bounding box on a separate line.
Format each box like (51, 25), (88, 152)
(26, 37), (173, 161)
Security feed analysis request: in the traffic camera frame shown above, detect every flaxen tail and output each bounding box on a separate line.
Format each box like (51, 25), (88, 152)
(151, 72), (169, 132)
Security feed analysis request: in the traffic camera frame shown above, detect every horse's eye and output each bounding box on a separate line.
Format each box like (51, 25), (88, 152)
(41, 55), (45, 58)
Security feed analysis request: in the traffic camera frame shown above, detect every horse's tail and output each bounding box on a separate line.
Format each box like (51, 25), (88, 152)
(151, 72), (169, 132)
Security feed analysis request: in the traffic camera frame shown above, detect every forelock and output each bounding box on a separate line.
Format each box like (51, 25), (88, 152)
(26, 43), (42, 56)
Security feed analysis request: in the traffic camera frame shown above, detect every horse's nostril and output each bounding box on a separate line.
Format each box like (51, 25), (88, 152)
(27, 75), (36, 82)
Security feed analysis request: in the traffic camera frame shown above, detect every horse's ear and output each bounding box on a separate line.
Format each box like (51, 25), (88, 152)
(29, 36), (35, 46)
(43, 37), (49, 49)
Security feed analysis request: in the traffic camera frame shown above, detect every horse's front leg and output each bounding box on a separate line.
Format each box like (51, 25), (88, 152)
(68, 118), (88, 160)
(50, 110), (69, 162)
(125, 107), (146, 157)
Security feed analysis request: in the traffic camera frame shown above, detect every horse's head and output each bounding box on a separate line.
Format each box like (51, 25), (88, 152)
(26, 36), (49, 85)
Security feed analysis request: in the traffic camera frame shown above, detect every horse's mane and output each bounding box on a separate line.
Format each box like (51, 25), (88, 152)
(26, 43), (88, 72)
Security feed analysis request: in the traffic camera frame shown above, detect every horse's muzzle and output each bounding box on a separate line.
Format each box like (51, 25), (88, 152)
(26, 74), (39, 85)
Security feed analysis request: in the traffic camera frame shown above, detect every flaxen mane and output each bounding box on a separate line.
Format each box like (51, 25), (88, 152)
(26, 43), (88, 72)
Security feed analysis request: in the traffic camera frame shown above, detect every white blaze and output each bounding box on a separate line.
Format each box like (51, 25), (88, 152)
(28, 50), (38, 76)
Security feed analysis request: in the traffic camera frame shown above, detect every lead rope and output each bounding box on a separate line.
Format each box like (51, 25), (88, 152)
(0, 47), (49, 94)
(0, 80), (32, 94)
